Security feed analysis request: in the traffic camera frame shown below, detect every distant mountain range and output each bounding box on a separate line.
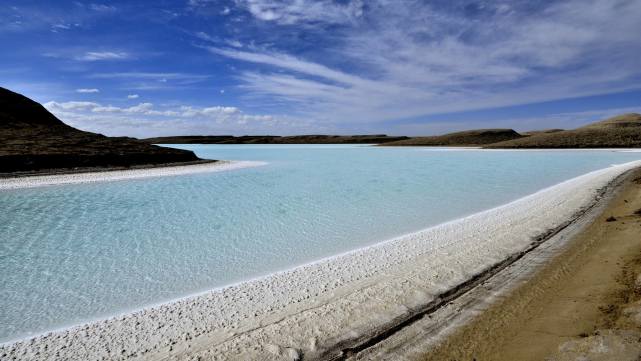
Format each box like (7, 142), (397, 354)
(486, 113), (641, 148)
(0, 87), (202, 174)
(2, 85), (641, 175)
(142, 134), (410, 144)
(146, 115), (641, 148)
(380, 114), (641, 147)
(380, 129), (523, 146)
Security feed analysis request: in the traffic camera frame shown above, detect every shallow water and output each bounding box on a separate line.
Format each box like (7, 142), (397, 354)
(1, 145), (641, 342)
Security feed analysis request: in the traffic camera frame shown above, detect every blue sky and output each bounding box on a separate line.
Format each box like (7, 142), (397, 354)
(2, 0), (641, 137)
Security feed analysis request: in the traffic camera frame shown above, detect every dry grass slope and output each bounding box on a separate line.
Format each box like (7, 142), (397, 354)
(488, 113), (641, 148)
(520, 129), (565, 136)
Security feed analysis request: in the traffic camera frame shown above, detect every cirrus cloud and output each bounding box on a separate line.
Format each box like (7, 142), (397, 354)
(210, 0), (641, 128)
(235, 0), (364, 25)
(76, 51), (130, 61)
(76, 88), (99, 93)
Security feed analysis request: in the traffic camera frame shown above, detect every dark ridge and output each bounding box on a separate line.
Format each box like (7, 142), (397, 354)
(380, 129), (523, 146)
(487, 113), (641, 148)
(142, 134), (410, 144)
(0, 87), (202, 174)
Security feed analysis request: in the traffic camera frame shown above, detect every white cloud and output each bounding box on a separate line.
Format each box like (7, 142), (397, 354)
(76, 51), (129, 61)
(43, 99), (638, 137)
(195, 31), (216, 42)
(51, 23), (72, 31)
(225, 39), (243, 48)
(236, 0), (363, 25)
(208, 47), (366, 86)
(213, 0), (641, 127)
(92, 105), (121, 113)
(126, 103), (154, 113)
(44, 101), (99, 110)
(89, 4), (116, 12)
(127, 94), (139, 99)
(188, 0), (213, 6)
(76, 88), (99, 93)
(42, 100), (312, 137)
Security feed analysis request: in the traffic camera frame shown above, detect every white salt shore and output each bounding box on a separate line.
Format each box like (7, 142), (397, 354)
(2, 160), (641, 361)
(0, 160), (266, 190)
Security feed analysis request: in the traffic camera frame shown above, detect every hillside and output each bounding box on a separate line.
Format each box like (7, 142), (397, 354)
(142, 134), (410, 144)
(488, 113), (641, 148)
(520, 129), (565, 136)
(380, 129), (523, 146)
(579, 113), (641, 129)
(0, 87), (202, 174)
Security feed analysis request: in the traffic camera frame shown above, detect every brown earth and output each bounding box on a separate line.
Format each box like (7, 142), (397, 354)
(423, 169), (641, 361)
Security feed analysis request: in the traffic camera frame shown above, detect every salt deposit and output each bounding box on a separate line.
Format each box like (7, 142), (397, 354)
(0, 161), (266, 190)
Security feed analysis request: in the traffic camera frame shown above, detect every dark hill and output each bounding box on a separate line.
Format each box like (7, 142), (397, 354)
(0, 87), (202, 174)
(488, 113), (641, 148)
(142, 134), (410, 144)
(380, 129), (523, 146)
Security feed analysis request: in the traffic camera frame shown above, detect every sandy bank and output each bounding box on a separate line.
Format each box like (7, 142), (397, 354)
(1, 161), (641, 361)
(414, 168), (641, 361)
(0, 160), (266, 190)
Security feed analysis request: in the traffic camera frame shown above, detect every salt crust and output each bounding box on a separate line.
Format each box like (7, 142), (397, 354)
(0, 161), (266, 190)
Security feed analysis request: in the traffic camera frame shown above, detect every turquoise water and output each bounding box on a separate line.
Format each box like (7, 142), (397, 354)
(1, 145), (641, 342)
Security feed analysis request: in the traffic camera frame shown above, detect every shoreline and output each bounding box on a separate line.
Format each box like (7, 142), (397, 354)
(1, 164), (593, 346)
(2, 161), (640, 360)
(0, 160), (267, 190)
(0, 159), (218, 179)
(412, 166), (641, 360)
(349, 166), (641, 360)
(394, 146), (641, 152)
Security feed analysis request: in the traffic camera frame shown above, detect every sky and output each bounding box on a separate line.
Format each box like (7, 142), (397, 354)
(2, 0), (641, 137)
